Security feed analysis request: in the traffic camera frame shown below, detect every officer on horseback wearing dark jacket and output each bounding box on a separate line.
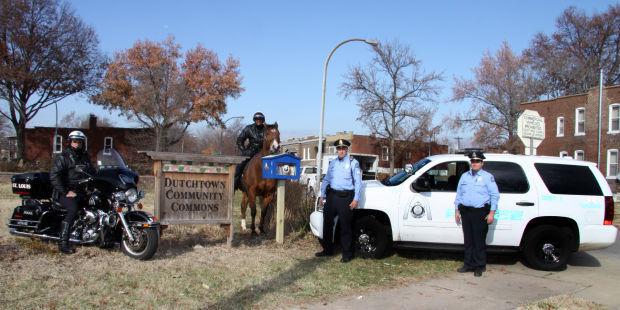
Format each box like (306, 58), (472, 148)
(50, 130), (96, 254)
(234, 112), (265, 191)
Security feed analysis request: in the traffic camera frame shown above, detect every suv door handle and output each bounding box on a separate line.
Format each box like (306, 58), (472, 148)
(516, 202), (535, 206)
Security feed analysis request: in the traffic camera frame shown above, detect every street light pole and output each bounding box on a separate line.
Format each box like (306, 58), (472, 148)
(315, 39), (379, 195)
(220, 116), (243, 155)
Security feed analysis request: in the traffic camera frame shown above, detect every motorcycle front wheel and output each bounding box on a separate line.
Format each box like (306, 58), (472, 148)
(121, 226), (159, 260)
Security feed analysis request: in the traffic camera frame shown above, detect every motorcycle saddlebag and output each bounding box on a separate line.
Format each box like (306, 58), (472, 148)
(11, 172), (52, 199)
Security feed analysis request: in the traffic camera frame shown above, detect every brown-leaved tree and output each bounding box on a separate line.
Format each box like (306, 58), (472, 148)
(451, 42), (544, 152)
(91, 36), (243, 151)
(341, 40), (442, 176)
(0, 0), (106, 160)
(523, 5), (619, 97)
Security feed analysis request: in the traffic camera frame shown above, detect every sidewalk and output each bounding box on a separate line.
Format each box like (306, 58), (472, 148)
(296, 267), (585, 310)
(295, 234), (620, 310)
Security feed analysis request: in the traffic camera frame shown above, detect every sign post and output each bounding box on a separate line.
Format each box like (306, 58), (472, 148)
(517, 110), (545, 155)
(262, 154), (301, 243)
(145, 152), (246, 246)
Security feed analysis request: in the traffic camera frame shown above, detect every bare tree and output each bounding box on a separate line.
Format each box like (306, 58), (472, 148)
(523, 5), (619, 97)
(0, 0), (106, 160)
(91, 36), (244, 152)
(451, 42), (544, 152)
(341, 40), (443, 176)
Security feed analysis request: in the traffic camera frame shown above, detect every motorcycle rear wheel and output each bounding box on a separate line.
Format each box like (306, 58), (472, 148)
(121, 226), (159, 260)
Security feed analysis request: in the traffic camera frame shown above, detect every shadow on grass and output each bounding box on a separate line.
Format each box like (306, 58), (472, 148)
(395, 248), (521, 267)
(207, 256), (326, 309)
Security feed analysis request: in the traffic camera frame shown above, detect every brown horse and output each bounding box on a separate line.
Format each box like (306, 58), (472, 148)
(240, 123), (280, 236)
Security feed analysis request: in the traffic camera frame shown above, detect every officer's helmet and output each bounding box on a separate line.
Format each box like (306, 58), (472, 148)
(253, 112), (265, 121)
(68, 130), (86, 142)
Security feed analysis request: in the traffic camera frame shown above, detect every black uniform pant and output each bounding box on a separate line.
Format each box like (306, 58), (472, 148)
(59, 196), (79, 224)
(321, 191), (354, 259)
(459, 205), (490, 269)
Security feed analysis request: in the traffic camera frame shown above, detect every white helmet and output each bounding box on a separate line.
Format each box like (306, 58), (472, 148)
(68, 130), (86, 142)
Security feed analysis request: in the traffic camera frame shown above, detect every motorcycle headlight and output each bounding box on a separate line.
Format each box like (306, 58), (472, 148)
(126, 188), (138, 203)
(114, 191), (126, 201)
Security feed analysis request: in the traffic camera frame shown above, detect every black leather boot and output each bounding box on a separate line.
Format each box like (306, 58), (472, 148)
(58, 221), (75, 254)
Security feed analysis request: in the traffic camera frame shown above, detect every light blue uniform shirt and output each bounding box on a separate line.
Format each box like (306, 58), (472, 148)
(320, 154), (362, 201)
(454, 168), (500, 211)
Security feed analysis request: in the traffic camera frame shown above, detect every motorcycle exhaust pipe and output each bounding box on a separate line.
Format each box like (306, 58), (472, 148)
(9, 229), (85, 244)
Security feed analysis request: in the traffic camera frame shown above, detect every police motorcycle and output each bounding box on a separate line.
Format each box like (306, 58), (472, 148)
(7, 149), (160, 260)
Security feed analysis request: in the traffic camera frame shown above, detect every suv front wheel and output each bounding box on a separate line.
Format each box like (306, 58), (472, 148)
(354, 216), (389, 259)
(522, 224), (572, 271)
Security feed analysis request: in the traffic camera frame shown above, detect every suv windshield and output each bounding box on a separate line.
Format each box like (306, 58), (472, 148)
(96, 149), (127, 169)
(382, 158), (431, 186)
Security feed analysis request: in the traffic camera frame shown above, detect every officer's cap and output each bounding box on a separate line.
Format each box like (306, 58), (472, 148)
(467, 151), (486, 161)
(333, 139), (351, 148)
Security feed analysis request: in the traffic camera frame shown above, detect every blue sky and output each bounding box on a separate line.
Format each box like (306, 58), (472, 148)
(28, 0), (616, 144)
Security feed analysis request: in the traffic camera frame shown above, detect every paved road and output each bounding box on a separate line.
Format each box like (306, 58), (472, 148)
(297, 233), (620, 310)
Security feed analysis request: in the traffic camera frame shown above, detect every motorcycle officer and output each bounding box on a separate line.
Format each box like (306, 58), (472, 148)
(50, 130), (96, 254)
(234, 112), (266, 191)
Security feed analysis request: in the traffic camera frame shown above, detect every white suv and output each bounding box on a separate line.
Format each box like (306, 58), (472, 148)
(309, 153), (617, 270)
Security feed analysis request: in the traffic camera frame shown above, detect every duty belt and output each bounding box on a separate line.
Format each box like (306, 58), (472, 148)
(328, 188), (354, 197)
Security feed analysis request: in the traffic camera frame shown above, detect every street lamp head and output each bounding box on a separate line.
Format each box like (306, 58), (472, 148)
(364, 40), (379, 47)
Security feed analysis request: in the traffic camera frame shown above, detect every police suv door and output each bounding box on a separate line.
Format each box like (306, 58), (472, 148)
(399, 159), (470, 243)
(481, 159), (538, 246)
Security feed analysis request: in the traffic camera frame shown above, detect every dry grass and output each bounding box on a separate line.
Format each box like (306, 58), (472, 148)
(0, 181), (459, 309)
(518, 295), (611, 310)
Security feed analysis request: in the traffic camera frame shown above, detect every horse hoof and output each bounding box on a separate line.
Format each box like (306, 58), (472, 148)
(251, 231), (259, 237)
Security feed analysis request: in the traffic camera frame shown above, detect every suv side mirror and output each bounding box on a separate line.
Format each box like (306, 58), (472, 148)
(412, 176), (431, 192)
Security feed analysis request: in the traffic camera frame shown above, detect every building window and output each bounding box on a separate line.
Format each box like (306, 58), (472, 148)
(104, 137), (113, 150)
(575, 107), (585, 135)
(54, 135), (62, 153)
(382, 146), (389, 161)
(556, 117), (564, 137)
(574, 150), (584, 161)
(610, 104), (619, 133)
(608, 149), (618, 178)
(327, 146), (336, 153)
(559, 151), (568, 158)
(406, 152), (412, 160)
(306, 147), (312, 160)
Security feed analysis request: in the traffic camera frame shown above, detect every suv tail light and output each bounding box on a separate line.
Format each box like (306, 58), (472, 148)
(604, 196), (614, 225)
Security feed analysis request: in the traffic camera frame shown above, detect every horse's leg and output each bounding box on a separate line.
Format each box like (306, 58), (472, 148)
(248, 191), (259, 237)
(240, 193), (249, 231)
(258, 192), (276, 235)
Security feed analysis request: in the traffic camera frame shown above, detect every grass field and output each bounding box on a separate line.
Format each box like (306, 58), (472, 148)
(0, 182), (461, 309)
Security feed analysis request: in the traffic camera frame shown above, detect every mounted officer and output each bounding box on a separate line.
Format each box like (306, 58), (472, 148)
(50, 130), (96, 254)
(234, 112), (266, 191)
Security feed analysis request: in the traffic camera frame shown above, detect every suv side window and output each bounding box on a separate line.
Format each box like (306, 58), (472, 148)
(483, 161), (530, 194)
(534, 163), (603, 196)
(422, 161), (469, 192)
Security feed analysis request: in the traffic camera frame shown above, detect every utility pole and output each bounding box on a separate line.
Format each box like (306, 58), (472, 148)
(455, 137), (462, 151)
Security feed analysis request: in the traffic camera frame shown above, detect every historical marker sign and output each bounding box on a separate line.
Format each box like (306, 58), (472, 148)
(518, 110), (545, 155)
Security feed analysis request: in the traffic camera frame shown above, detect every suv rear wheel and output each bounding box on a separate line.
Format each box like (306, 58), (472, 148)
(354, 216), (389, 259)
(522, 224), (572, 271)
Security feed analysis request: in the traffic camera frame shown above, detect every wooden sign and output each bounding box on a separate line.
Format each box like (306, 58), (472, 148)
(145, 152), (246, 246)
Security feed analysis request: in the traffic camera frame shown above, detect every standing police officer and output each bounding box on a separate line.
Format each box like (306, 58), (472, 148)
(234, 112), (266, 191)
(50, 130), (96, 254)
(315, 139), (362, 263)
(454, 150), (499, 276)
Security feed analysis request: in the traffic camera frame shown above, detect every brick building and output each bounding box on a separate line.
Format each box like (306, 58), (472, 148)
(9, 114), (152, 170)
(520, 85), (619, 188)
(282, 131), (447, 175)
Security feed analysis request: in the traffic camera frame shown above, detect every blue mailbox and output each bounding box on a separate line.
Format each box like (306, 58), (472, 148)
(262, 154), (301, 180)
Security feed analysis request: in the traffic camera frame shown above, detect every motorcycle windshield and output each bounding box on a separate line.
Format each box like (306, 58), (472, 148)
(96, 149), (128, 169)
